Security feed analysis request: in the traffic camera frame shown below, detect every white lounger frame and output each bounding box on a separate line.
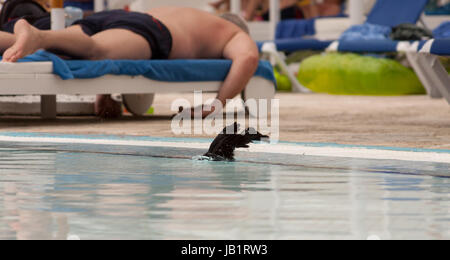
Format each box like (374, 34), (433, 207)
(408, 52), (450, 103)
(0, 62), (276, 118)
(407, 40), (450, 104)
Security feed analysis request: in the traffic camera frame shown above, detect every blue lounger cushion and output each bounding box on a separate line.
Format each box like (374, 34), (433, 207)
(9, 50), (276, 84)
(275, 16), (346, 40)
(366, 0), (429, 27)
(257, 38), (333, 52)
(259, 39), (407, 53)
(430, 39), (450, 56)
(337, 39), (400, 53)
(275, 19), (316, 40)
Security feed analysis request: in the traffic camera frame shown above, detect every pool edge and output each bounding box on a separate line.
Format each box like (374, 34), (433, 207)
(0, 132), (449, 165)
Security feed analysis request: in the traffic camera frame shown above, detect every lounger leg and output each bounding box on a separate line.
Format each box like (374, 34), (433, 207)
(41, 95), (57, 119)
(261, 43), (311, 93)
(424, 54), (450, 104)
(409, 52), (450, 104)
(406, 52), (442, 99)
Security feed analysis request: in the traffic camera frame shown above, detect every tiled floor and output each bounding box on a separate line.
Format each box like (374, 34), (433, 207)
(1, 93), (449, 149)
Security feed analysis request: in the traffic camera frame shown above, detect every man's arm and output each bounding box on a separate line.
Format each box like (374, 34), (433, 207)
(218, 31), (259, 106)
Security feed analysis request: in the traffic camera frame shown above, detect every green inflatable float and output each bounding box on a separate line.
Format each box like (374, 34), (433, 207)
(297, 53), (426, 95)
(274, 69), (292, 92)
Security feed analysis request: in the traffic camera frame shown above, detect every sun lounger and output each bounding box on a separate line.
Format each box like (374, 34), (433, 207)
(0, 51), (277, 118)
(260, 0), (429, 92)
(266, 0), (429, 51)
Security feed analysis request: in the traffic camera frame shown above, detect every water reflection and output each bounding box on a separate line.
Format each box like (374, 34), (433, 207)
(0, 148), (448, 240)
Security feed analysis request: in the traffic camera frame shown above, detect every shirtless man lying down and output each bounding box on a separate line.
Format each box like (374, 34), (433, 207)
(0, 7), (259, 118)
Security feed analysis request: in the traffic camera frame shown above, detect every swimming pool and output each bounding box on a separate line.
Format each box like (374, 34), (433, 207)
(0, 133), (449, 240)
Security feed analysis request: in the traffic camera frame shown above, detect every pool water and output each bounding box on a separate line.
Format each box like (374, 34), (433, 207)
(0, 147), (449, 240)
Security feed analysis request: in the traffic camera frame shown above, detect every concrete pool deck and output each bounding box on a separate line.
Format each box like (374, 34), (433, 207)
(0, 93), (449, 150)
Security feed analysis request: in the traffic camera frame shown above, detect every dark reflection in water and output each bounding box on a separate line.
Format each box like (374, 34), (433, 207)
(0, 148), (449, 240)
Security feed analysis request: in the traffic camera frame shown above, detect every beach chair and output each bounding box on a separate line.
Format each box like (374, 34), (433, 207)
(0, 51), (277, 118)
(261, 0), (429, 92)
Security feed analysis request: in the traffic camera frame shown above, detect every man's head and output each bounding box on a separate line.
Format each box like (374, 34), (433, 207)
(220, 13), (250, 34)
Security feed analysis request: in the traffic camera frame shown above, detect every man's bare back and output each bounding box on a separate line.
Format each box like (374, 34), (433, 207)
(147, 7), (259, 113)
(149, 7), (244, 60)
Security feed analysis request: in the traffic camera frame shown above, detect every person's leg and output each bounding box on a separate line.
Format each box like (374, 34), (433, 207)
(243, 0), (262, 20)
(90, 28), (153, 118)
(3, 18), (154, 119)
(89, 29), (152, 60)
(318, 3), (342, 17)
(0, 31), (16, 55)
(2, 19), (152, 62)
(209, 0), (229, 10)
(2, 20), (96, 62)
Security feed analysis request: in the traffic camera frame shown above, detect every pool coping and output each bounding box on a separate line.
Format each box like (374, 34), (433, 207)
(0, 132), (449, 164)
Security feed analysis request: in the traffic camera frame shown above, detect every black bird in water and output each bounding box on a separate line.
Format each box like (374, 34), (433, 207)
(204, 122), (269, 161)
